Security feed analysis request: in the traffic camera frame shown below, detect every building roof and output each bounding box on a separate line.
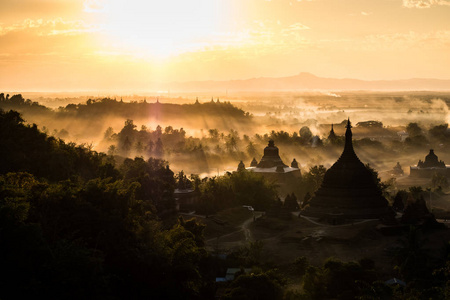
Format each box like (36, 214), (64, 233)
(256, 140), (287, 168)
(385, 278), (406, 286)
(250, 157), (258, 167)
(291, 158), (299, 168)
(327, 123), (337, 140)
(416, 149), (446, 169)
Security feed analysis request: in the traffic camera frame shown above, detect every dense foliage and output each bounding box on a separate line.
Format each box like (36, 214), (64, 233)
(2, 102), (450, 299)
(0, 109), (286, 299)
(195, 170), (279, 214)
(0, 93), (49, 113)
(0, 109), (214, 299)
(0, 109), (114, 181)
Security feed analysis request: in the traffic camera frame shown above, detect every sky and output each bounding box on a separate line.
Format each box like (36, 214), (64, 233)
(1, 0), (450, 91)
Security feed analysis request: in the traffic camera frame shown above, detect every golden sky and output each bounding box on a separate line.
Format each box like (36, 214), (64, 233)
(1, 0), (450, 91)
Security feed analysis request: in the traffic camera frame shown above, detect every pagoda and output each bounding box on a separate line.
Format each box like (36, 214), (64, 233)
(301, 119), (393, 221)
(327, 124), (337, 140)
(410, 149), (450, 178)
(240, 140), (301, 196)
(256, 140), (288, 168)
(391, 162), (404, 176)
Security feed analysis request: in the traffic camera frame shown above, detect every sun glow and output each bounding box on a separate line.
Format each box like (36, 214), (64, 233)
(86, 0), (230, 58)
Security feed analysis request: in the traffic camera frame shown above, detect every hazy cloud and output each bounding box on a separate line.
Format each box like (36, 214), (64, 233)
(0, 18), (101, 36)
(348, 12), (372, 17)
(180, 20), (313, 62)
(83, 0), (106, 13)
(0, 17), (102, 63)
(362, 30), (450, 50)
(403, 0), (450, 8)
(284, 22), (310, 31)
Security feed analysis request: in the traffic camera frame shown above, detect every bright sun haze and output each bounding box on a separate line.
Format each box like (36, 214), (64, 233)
(0, 0), (450, 91)
(94, 0), (226, 57)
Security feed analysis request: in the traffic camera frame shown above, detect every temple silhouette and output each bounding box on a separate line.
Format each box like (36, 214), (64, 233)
(391, 162), (404, 176)
(410, 149), (450, 178)
(301, 119), (393, 222)
(238, 140), (301, 196)
(327, 124), (337, 141)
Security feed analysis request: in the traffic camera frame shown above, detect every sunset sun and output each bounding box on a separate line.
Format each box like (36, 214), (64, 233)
(86, 0), (228, 57)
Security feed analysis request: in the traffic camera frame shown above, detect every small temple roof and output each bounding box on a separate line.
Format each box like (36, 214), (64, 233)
(425, 149), (445, 167)
(392, 162), (404, 175)
(415, 149), (446, 169)
(328, 123), (337, 140)
(244, 140), (300, 174)
(237, 160), (245, 171)
(291, 158), (299, 168)
(426, 149), (437, 160)
(256, 140), (287, 168)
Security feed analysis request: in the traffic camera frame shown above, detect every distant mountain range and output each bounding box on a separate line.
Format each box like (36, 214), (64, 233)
(156, 72), (450, 92)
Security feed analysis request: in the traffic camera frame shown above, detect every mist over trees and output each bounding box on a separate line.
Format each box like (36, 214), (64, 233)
(1, 89), (450, 299)
(0, 108), (285, 299)
(0, 109), (213, 298)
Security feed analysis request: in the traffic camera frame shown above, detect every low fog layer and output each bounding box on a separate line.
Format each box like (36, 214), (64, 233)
(0, 91), (449, 180)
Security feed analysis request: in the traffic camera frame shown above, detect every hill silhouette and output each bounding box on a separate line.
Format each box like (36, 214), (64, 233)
(153, 72), (450, 92)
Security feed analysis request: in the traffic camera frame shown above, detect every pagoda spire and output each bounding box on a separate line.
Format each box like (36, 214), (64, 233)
(344, 118), (354, 150)
(336, 118), (361, 164)
(327, 123), (337, 140)
(301, 116), (393, 220)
